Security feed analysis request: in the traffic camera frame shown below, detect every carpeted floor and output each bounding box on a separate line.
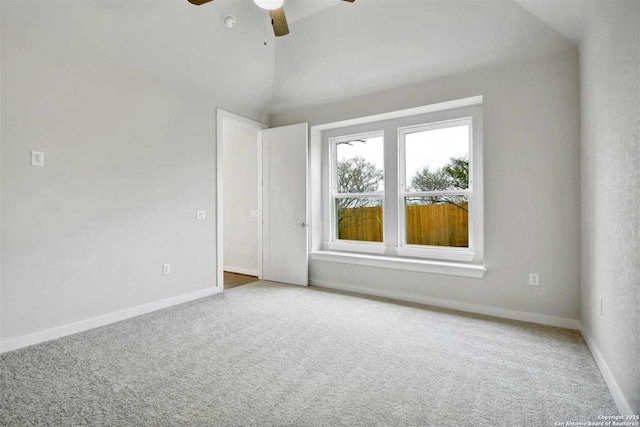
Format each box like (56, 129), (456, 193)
(1, 281), (617, 426)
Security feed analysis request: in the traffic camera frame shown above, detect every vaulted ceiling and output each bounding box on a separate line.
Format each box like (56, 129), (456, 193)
(3, 0), (579, 119)
(271, 0), (575, 113)
(514, 0), (592, 44)
(3, 0), (277, 119)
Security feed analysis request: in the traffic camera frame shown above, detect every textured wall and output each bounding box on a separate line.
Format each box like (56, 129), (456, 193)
(580, 0), (640, 414)
(271, 49), (582, 322)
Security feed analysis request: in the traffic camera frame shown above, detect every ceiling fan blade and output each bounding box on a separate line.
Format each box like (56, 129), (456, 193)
(187, 0), (214, 5)
(269, 6), (290, 37)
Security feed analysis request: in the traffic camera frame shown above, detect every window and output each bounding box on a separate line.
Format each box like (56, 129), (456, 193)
(398, 119), (474, 259)
(328, 132), (385, 252)
(316, 100), (483, 267)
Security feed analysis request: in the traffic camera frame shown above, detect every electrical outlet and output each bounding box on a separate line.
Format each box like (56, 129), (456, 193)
(31, 151), (44, 167)
(196, 210), (206, 221)
(162, 263), (171, 275)
(599, 296), (603, 316)
(528, 273), (539, 286)
(224, 243), (230, 253)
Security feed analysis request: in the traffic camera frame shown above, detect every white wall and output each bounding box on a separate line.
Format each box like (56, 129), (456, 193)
(223, 119), (260, 276)
(0, 2), (267, 344)
(271, 48), (582, 324)
(580, 0), (640, 414)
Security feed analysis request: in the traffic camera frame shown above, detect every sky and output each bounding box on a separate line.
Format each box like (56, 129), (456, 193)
(337, 136), (385, 191)
(405, 125), (469, 185)
(336, 125), (469, 191)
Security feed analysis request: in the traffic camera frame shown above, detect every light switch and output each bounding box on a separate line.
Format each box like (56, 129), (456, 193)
(31, 151), (44, 167)
(196, 210), (206, 221)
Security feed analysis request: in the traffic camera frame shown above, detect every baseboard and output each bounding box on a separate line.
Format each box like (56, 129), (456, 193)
(0, 286), (222, 354)
(310, 279), (581, 330)
(224, 266), (259, 277)
(581, 329), (634, 415)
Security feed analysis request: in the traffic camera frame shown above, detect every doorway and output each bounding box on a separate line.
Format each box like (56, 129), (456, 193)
(216, 110), (309, 289)
(217, 110), (267, 290)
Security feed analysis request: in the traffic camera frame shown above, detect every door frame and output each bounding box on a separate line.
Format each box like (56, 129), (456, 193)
(216, 109), (268, 288)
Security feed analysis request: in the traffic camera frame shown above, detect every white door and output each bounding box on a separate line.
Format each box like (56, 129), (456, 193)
(262, 123), (309, 286)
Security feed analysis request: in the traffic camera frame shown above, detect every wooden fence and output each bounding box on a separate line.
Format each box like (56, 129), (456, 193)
(338, 203), (468, 247)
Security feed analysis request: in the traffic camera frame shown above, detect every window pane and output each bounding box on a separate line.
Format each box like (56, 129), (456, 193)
(336, 197), (383, 242)
(336, 135), (384, 193)
(405, 125), (469, 192)
(405, 196), (468, 247)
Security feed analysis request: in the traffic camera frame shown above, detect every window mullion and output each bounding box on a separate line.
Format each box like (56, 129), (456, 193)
(334, 192), (384, 199)
(403, 190), (470, 198)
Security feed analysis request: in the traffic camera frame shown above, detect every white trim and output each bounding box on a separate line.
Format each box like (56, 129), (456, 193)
(216, 109), (268, 288)
(334, 192), (385, 199)
(0, 286), (221, 354)
(223, 266), (260, 277)
(258, 131), (263, 281)
(312, 99), (484, 266)
(326, 241), (387, 254)
(395, 246), (476, 262)
(217, 111), (224, 289)
(309, 95), (483, 254)
(399, 117), (474, 136)
(310, 278), (581, 330)
(402, 190), (470, 198)
(581, 330), (634, 415)
(329, 130), (385, 146)
(217, 109), (267, 131)
(310, 251), (486, 278)
(328, 130), (386, 245)
(310, 96), (483, 132)
(397, 114), (479, 260)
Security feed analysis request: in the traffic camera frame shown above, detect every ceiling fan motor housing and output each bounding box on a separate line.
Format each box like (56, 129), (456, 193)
(188, 0), (355, 37)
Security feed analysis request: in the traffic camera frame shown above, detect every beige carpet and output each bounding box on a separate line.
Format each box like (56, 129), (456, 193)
(1, 281), (617, 426)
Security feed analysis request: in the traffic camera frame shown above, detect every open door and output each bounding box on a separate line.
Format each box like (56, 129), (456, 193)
(262, 123), (309, 286)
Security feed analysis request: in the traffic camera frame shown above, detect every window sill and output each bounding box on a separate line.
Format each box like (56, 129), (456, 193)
(309, 251), (487, 278)
(326, 241), (387, 255)
(395, 246), (476, 262)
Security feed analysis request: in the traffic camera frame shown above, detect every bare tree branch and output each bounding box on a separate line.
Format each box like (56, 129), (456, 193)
(336, 155), (383, 228)
(410, 156), (469, 212)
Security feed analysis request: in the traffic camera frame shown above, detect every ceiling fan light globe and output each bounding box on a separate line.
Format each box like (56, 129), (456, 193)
(253, 0), (284, 11)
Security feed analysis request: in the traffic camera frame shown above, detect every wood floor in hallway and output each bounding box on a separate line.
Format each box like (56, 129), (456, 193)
(224, 272), (259, 290)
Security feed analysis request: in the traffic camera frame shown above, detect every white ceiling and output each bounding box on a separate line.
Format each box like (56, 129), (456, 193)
(514, 0), (593, 44)
(285, 0), (340, 23)
(270, 0), (575, 113)
(285, 0), (592, 43)
(4, 0), (584, 118)
(3, 0), (278, 119)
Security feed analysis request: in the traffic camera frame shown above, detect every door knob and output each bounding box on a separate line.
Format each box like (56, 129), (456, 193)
(299, 222), (308, 228)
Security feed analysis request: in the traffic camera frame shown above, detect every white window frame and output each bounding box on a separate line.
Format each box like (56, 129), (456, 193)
(327, 131), (387, 254)
(310, 96), (484, 277)
(396, 117), (477, 262)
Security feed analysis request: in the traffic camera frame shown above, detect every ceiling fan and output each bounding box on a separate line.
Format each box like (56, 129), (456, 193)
(187, 0), (355, 37)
